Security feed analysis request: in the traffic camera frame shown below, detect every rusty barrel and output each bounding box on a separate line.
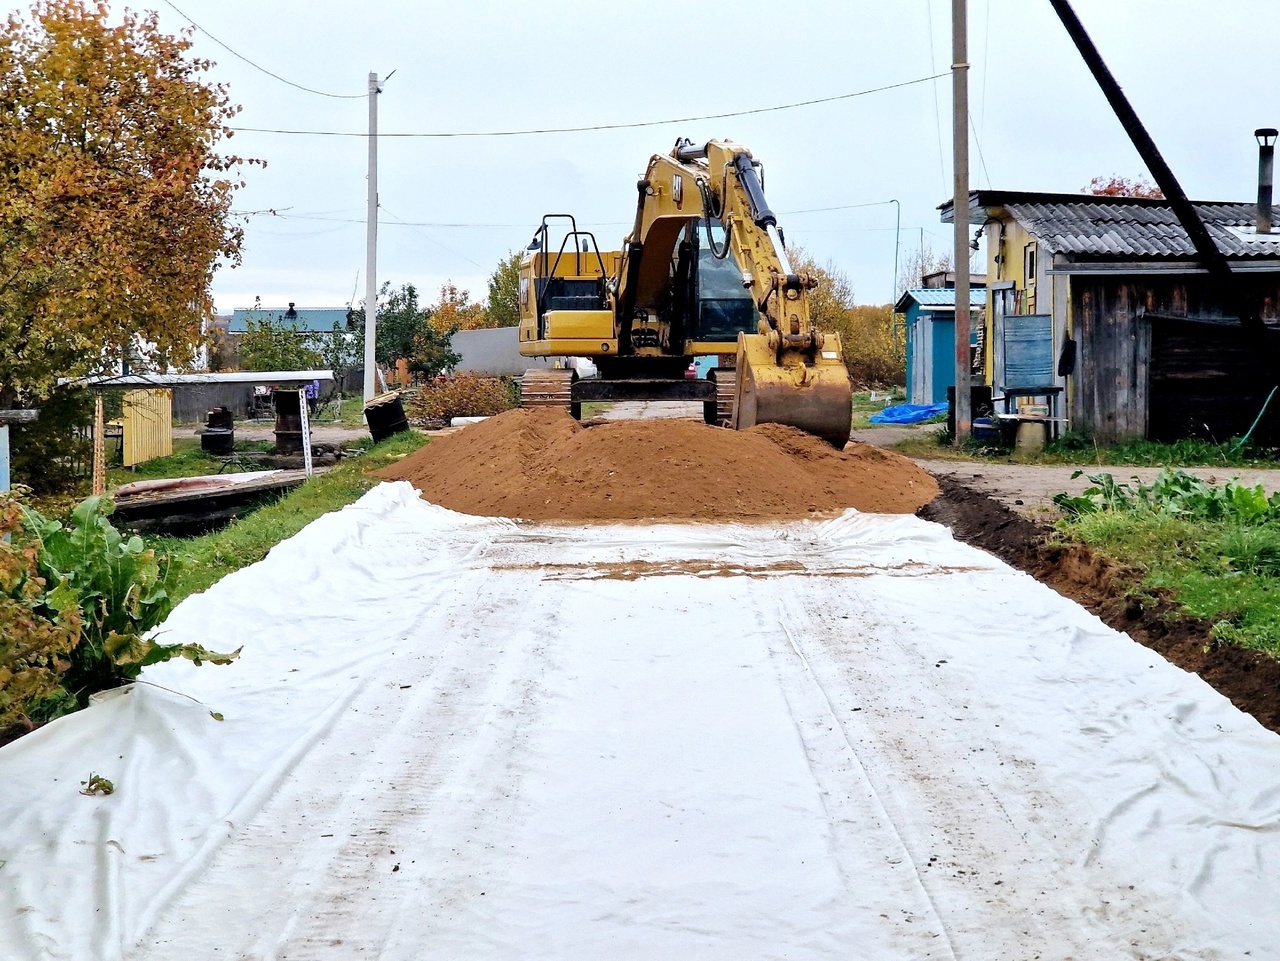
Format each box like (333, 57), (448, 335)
(364, 391), (410, 443)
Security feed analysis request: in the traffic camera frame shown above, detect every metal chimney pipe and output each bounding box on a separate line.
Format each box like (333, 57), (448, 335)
(1256, 127), (1277, 234)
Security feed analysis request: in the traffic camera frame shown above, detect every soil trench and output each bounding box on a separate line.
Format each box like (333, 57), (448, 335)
(919, 474), (1280, 735)
(375, 407), (939, 521)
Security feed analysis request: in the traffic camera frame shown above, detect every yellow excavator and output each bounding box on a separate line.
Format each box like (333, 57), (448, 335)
(517, 139), (853, 447)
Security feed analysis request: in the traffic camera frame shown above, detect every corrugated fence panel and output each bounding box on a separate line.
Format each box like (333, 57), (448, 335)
(122, 389), (173, 467)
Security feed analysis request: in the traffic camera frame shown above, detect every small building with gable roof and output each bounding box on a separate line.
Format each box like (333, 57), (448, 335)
(941, 190), (1280, 443)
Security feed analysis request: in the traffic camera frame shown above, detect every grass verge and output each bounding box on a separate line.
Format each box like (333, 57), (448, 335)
(154, 431), (427, 603)
(891, 427), (1280, 468)
(1054, 470), (1280, 657)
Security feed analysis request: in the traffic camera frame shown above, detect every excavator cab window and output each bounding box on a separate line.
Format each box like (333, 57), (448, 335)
(692, 231), (758, 342)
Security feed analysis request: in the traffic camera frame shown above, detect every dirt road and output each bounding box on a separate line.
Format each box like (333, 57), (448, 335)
(850, 424), (1280, 515)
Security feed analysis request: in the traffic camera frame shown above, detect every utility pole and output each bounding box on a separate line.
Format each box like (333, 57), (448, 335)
(951, 0), (971, 444)
(363, 71), (381, 403)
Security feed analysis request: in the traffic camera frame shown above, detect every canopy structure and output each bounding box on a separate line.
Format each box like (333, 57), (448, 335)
(64, 370), (334, 389)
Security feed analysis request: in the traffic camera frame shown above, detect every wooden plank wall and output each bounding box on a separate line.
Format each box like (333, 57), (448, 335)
(1149, 320), (1280, 444)
(1071, 276), (1280, 443)
(122, 389), (173, 467)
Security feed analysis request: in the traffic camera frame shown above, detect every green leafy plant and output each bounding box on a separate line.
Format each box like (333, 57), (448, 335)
(79, 773), (114, 796)
(238, 312), (324, 372)
(0, 497), (82, 729)
(24, 496), (239, 710)
(1053, 468), (1280, 522)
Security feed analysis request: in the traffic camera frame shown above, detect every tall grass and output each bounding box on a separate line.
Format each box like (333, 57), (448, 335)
(1057, 469), (1280, 656)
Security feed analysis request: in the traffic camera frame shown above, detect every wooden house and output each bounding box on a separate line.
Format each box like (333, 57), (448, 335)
(941, 191), (1280, 443)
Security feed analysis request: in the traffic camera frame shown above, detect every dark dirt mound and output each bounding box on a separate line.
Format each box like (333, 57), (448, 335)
(920, 474), (1280, 735)
(376, 408), (938, 522)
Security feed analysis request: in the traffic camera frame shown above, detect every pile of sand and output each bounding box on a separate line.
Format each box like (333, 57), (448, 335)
(375, 408), (939, 522)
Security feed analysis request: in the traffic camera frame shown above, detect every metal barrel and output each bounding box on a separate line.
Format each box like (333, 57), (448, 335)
(364, 391), (410, 443)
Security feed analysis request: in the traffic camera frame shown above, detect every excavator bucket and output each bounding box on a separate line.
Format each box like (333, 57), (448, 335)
(732, 332), (853, 448)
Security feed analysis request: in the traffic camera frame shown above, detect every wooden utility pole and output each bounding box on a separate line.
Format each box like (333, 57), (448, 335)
(363, 72), (381, 403)
(952, 0), (972, 443)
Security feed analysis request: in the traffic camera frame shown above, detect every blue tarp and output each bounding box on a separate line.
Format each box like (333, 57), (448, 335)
(868, 402), (949, 425)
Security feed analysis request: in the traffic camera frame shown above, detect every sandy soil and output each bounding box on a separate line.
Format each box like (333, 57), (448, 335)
(375, 408), (937, 521)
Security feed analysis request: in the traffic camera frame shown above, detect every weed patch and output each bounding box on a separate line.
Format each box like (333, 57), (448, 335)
(1054, 469), (1280, 657)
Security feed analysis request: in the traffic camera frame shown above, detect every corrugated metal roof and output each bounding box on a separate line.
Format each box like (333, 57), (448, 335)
(229, 308), (352, 333)
(899, 288), (988, 308)
(1003, 200), (1280, 259)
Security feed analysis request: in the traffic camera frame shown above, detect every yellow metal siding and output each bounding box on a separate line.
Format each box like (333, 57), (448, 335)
(121, 389), (173, 467)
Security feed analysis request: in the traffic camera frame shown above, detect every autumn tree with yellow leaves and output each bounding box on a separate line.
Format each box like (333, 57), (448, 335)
(0, 0), (252, 404)
(790, 246), (904, 387)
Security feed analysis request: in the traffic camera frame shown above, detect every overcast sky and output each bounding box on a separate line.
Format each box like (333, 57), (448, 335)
(145, 0), (1280, 314)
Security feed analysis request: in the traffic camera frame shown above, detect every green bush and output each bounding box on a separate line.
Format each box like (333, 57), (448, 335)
(9, 385), (95, 494)
(23, 496), (238, 713)
(0, 497), (81, 729)
(1054, 468), (1280, 522)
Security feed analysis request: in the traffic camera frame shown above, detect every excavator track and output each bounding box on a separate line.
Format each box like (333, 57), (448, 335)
(705, 369), (737, 426)
(520, 369), (580, 420)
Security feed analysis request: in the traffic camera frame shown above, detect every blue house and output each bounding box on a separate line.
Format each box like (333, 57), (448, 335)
(228, 303), (353, 334)
(896, 284), (986, 405)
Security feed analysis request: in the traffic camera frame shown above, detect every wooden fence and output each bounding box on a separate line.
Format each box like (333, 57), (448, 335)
(120, 388), (173, 467)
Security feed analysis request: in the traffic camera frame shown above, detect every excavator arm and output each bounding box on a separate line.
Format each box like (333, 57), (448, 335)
(614, 139), (853, 446)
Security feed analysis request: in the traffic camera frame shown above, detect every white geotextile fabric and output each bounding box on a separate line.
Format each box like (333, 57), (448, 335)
(2, 481), (1279, 960)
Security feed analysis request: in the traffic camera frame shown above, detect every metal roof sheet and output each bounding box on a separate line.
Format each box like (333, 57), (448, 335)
(229, 308), (352, 333)
(1003, 201), (1280, 259)
(900, 288), (988, 308)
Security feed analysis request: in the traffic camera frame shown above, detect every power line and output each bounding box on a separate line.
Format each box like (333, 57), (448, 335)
(230, 74), (947, 138)
(380, 206), (487, 269)
(246, 199), (916, 230)
(922, 0), (949, 195)
(160, 0), (365, 100)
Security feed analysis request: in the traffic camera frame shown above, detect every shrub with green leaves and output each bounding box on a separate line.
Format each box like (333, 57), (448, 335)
(23, 496), (239, 712)
(1054, 468), (1280, 522)
(0, 498), (81, 729)
(1053, 468), (1280, 656)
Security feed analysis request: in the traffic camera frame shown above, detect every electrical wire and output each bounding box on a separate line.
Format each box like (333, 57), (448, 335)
(229, 74), (947, 138)
(380, 206), (487, 269)
(160, 0), (365, 100)
(969, 108), (994, 189)
(249, 200), (910, 230)
(922, 0), (949, 195)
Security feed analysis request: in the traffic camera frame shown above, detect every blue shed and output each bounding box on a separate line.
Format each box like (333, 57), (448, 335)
(896, 287), (986, 405)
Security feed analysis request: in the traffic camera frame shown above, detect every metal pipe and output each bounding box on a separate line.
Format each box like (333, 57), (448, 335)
(1048, 1), (1233, 290)
(1257, 128), (1276, 234)
(675, 140), (709, 162)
